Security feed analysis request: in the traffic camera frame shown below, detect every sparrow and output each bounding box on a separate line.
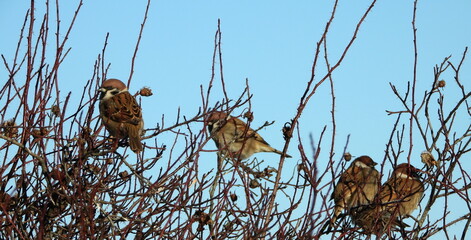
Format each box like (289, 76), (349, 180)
(330, 155), (380, 226)
(98, 78), (144, 152)
(352, 163), (424, 235)
(205, 111), (291, 160)
(379, 163), (424, 218)
(351, 203), (399, 235)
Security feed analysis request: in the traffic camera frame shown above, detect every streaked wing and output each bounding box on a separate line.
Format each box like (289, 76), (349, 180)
(104, 92), (142, 125)
(333, 168), (357, 203)
(231, 117), (270, 146)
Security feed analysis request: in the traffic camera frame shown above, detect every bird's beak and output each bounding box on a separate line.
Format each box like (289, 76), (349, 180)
(97, 87), (107, 100)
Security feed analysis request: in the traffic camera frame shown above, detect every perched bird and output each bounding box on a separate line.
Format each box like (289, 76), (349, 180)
(330, 156), (380, 226)
(351, 202), (399, 235)
(352, 163), (424, 235)
(379, 163), (424, 217)
(98, 79), (144, 152)
(205, 111), (291, 160)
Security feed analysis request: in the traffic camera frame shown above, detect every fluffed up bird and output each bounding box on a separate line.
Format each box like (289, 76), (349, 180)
(205, 111), (291, 160)
(352, 163), (424, 235)
(330, 155), (380, 226)
(98, 79), (144, 153)
(379, 163), (424, 217)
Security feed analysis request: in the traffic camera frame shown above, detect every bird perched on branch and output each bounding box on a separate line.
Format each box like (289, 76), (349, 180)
(379, 163), (424, 217)
(98, 78), (144, 152)
(205, 111), (291, 160)
(330, 155), (380, 226)
(352, 163), (424, 235)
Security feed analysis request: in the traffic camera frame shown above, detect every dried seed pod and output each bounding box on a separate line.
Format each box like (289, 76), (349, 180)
(263, 167), (277, 178)
(243, 111), (254, 122)
(139, 87), (153, 96)
(0, 120), (18, 138)
(230, 193), (238, 202)
(224, 222), (234, 231)
(194, 210), (213, 226)
(51, 105), (61, 117)
(32, 127), (48, 139)
(87, 164), (100, 174)
(119, 171), (129, 179)
(51, 167), (66, 182)
(249, 179), (260, 188)
(344, 152), (352, 161)
(0, 191), (17, 211)
(437, 80), (446, 88)
(81, 127), (92, 136)
(421, 151), (438, 167)
(106, 158), (113, 164)
(297, 163), (305, 172)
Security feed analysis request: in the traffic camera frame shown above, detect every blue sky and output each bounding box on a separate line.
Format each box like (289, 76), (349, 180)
(1, 0), (470, 238)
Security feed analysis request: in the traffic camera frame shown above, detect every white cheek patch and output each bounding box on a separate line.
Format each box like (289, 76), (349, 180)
(354, 160), (368, 168)
(396, 172), (412, 179)
(102, 91), (115, 100)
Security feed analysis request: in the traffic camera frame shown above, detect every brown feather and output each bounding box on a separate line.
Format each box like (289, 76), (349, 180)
(379, 165), (424, 216)
(331, 156), (379, 225)
(207, 112), (291, 160)
(99, 87), (143, 152)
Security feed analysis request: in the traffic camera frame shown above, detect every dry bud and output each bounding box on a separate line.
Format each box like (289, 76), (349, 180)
(263, 167), (277, 178)
(243, 111), (254, 122)
(51, 105), (61, 117)
(230, 193), (238, 202)
(119, 171), (129, 178)
(224, 222), (234, 231)
(297, 163), (308, 173)
(51, 167), (66, 182)
(0, 191), (16, 211)
(194, 210), (213, 226)
(249, 179), (260, 188)
(0, 120), (18, 138)
(87, 164), (100, 174)
(139, 87), (153, 97)
(437, 80), (446, 88)
(32, 127), (48, 138)
(344, 152), (352, 161)
(81, 127), (92, 136)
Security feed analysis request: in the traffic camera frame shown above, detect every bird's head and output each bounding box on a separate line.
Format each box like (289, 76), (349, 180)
(205, 111), (229, 132)
(394, 163), (421, 179)
(98, 78), (128, 100)
(353, 155), (377, 168)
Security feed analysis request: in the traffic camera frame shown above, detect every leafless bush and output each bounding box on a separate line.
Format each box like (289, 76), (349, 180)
(0, 0), (469, 239)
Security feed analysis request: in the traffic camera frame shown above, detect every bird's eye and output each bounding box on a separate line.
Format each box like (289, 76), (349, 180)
(110, 90), (120, 95)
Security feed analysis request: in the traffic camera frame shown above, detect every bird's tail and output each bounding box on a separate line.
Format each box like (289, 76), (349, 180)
(330, 206), (342, 227)
(127, 126), (143, 153)
(272, 148), (292, 158)
(129, 136), (143, 153)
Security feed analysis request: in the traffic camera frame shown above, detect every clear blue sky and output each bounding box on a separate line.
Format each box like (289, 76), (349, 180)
(1, 0), (470, 238)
